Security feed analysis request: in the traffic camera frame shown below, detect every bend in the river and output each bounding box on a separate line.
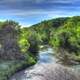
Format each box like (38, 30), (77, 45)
(9, 45), (57, 80)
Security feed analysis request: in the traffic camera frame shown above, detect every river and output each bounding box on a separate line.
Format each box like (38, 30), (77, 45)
(9, 46), (80, 80)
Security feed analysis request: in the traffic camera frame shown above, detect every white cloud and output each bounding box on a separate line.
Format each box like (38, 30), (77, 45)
(0, 7), (79, 17)
(0, 9), (66, 16)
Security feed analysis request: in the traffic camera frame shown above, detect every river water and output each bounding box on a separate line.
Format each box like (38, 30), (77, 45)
(9, 46), (57, 80)
(9, 46), (80, 80)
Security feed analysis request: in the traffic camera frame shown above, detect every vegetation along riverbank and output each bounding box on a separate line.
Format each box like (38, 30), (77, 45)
(1, 16), (80, 80)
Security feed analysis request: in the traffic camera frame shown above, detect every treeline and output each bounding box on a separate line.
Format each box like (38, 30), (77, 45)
(0, 20), (40, 65)
(30, 17), (68, 44)
(30, 16), (80, 64)
(0, 20), (44, 80)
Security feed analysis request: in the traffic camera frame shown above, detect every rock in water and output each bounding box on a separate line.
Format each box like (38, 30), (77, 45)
(26, 63), (80, 80)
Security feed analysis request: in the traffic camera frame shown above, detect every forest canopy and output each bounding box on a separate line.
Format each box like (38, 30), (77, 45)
(0, 16), (80, 63)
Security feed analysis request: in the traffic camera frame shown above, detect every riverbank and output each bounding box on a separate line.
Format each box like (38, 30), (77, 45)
(0, 59), (36, 80)
(25, 63), (80, 80)
(0, 45), (48, 80)
(9, 47), (56, 80)
(9, 46), (80, 80)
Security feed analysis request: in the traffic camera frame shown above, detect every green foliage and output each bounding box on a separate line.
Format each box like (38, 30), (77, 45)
(28, 31), (39, 55)
(0, 20), (22, 60)
(50, 36), (61, 48)
(18, 38), (30, 53)
(0, 20), (38, 61)
(18, 27), (40, 55)
(30, 17), (68, 44)
(0, 20), (20, 31)
(18, 28), (30, 53)
(18, 27), (40, 63)
(50, 16), (80, 62)
(0, 60), (36, 80)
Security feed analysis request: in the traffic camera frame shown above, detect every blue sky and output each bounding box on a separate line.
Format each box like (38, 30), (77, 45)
(0, 0), (80, 27)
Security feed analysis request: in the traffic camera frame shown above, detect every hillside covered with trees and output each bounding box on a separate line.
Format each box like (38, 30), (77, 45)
(1, 16), (80, 79)
(0, 20), (39, 80)
(31, 16), (80, 64)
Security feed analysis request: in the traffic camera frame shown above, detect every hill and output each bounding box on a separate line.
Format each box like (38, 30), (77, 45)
(29, 16), (80, 64)
(0, 16), (80, 79)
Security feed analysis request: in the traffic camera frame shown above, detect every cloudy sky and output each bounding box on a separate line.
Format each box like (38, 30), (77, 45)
(0, 0), (80, 26)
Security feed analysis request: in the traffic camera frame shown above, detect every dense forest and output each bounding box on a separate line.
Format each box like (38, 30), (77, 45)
(1, 16), (80, 80)
(31, 16), (80, 64)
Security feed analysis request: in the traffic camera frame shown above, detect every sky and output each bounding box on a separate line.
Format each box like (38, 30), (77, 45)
(0, 0), (80, 27)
